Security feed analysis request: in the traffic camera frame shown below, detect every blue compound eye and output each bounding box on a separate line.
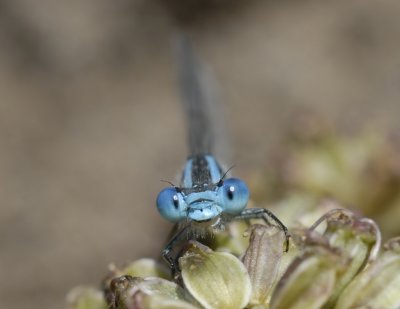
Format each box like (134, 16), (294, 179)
(156, 188), (186, 223)
(219, 178), (249, 215)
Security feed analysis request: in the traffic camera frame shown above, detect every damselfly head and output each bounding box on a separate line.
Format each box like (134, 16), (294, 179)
(156, 176), (250, 223)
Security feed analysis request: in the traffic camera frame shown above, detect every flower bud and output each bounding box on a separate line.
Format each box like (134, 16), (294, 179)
(335, 237), (400, 309)
(179, 240), (251, 309)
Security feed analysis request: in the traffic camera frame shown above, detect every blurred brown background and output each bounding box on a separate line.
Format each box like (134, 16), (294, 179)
(0, 0), (399, 308)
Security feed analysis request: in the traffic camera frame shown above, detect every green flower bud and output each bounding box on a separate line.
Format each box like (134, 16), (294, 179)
(107, 275), (198, 309)
(270, 235), (345, 309)
(242, 224), (285, 306)
(335, 237), (400, 309)
(179, 241), (251, 309)
(313, 209), (381, 307)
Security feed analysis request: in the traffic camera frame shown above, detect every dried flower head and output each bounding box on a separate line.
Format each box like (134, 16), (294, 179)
(68, 203), (400, 309)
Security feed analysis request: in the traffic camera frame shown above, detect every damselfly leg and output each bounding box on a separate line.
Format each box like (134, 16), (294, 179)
(233, 208), (290, 252)
(162, 225), (191, 276)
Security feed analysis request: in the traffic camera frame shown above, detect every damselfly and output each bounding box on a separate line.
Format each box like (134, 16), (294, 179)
(156, 36), (289, 274)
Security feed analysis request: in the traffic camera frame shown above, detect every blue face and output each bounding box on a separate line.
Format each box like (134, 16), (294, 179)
(156, 155), (250, 223)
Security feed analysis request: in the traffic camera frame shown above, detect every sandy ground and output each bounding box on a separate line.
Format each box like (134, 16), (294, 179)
(0, 0), (399, 308)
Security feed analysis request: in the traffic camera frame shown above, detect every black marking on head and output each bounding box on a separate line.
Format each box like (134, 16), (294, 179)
(190, 155), (212, 186)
